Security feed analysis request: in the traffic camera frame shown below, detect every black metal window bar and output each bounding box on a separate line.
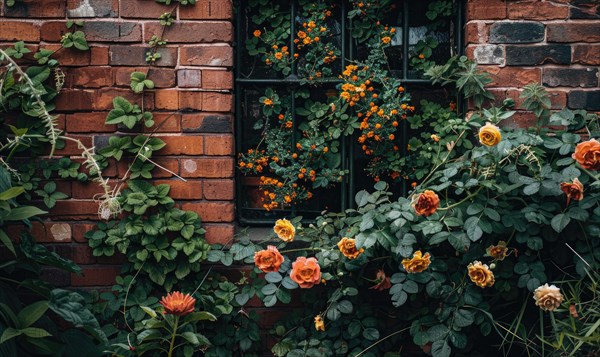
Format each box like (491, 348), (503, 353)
(235, 0), (465, 225)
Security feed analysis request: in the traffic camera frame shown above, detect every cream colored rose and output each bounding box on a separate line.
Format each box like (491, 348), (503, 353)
(533, 284), (563, 312)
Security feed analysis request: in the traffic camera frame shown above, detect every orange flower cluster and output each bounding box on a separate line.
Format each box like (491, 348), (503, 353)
(238, 149), (269, 174)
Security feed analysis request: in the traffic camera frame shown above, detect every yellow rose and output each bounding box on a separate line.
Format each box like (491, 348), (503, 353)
(533, 284), (563, 312)
(467, 261), (495, 288)
(401, 251), (431, 273)
(274, 219), (295, 242)
(486, 241), (508, 261)
(478, 122), (501, 147)
(314, 315), (325, 331)
(337, 237), (364, 259)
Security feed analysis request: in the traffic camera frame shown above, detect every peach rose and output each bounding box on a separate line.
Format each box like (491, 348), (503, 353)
(314, 315), (325, 331)
(478, 122), (502, 147)
(254, 245), (284, 273)
(413, 190), (440, 217)
(401, 251), (431, 273)
(533, 284), (563, 311)
(370, 269), (391, 291)
(290, 257), (321, 288)
(467, 261), (495, 288)
(274, 219), (295, 242)
(560, 178), (584, 206)
(573, 139), (600, 170)
(486, 241), (508, 261)
(337, 237), (364, 259)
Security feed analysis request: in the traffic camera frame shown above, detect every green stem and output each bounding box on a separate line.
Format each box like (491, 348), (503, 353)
(437, 187), (483, 211)
(167, 315), (180, 357)
(279, 247), (325, 254)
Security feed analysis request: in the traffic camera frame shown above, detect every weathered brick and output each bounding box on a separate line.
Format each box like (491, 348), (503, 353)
(64, 244), (96, 264)
(508, 2), (568, 20)
(466, 22), (489, 44)
(203, 134), (233, 155)
(467, 0), (506, 20)
(204, 179), (234, 200)
(503, 111), (539, 130)
(179, 45), (233, 66)
(202, 92), (232, 112)
(0, 22), (40, 41)
(41, 21), (142, 42)
(93, 88), (154, 111)
(44, 223), (72, 242)
(180, 201), (235, 222)
(179, 91), (203, 110)
(177, 69), (203, 88)
(490, 89), (567, 110)
(48, 45), (92, 66)
(570, 0), (600, 19)
(143, 113), (181, 133)
(67, 0), (119, 18)
(41, 268), (71, 287)
(114, 67), (176, 88)
(470, 45), (504, 65)
(505, 45), (571, 66)
(50, 200), (100, 220)
(71, 180), (115, 199)
(71, 266), (120, 286)
(482, 66), (541, 87)
(72, 223), (96, 243)
(543, 68), (598, 88)
(182, 113), (232, 133)
(55, 89), (95, 111)
(120, 0), (169, 18)
(4, 0), (65, 17)
(180, 158), (234, 178)
(109, 46), (177, 67)
(547, 23), (600, 43)
(66, 67), (114, 88)
(201, 70), (233, 90)
(573, 45), (600, 66)
(66, 112), (115, 133)
(489, 22), (544, 44)
(179, 0), (233, 20)
(90, 46), (110, 65)
(155, 90), (180, 110)
(157, 136), (204, 155)
(568, 91), (600, 111)
(203, 223), (235, 245)
(145, 22), (233, 43)
(155, 179), (202, 200)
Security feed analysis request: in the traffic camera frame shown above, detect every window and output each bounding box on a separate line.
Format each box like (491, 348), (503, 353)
(235, 0), (465, 224)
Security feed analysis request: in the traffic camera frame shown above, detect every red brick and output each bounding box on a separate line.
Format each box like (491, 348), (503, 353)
(72, 223), (97, 243)
(6, 222), (46, 243)
(143, 113), (181, 133)
(573, 45), (600, 65)
(182, 113), (232, 133)
(67, 0), (119, 18)
(43, 223), (72, 242)
(4, 0), (65, 18)
(120, 0), (169, 18)
(180, 45), (233, 67)
(66, 67), (114, 88)
(71, 181), (115, 199)
(66, 112), (115, 133)
(179, 91), (203, 110)
(203, 223), (235, 245)
(179, 0), (233, 20)
(93, 88), (154, 111)
(481, 66), (541, 87)
(157, 136), (203, 155)
(54, 135), (93, 156)
(180, 158), (234, 178)
(181, 201), (234, 222)
(489, 89), (567, 110)
(41, 21), (142, 42)
(50, 200), (100, 219)
(71, 266), (120, 286)
(109, 46), (178, 67)
(503, 111), (539, 130)
(155, 90), (180, 110)
(204, 179), (234, 200)
(0, 22), (40, 41)
(114, 68), (176, 88)
(90, 46), (110, 65)
(155, 179), (202, 199)
(467, 0), (506, 20)
(508, 2), (568, 20)
(117, 158), (180, 178)
(466, 21), (489, 44)
(177, 69), (203, 88)
(145, 22), (233, 43)
(47, 44), (92, 66)
(201, 70), (233, 90)
(68, 244), (96, 264)
(203, 134), (233, 155)
(547, 23), (600, 43)
(202, 92), (232, 112)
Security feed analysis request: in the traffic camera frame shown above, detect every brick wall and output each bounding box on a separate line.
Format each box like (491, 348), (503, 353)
(466, 0), (600, 127)
(0, 0), (235, 287)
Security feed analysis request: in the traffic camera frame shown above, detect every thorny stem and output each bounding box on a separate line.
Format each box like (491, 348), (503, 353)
(167, 315), (180, 357)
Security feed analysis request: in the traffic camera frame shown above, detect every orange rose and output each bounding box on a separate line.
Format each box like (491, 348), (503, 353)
(274, 219), (295, 242)
(337, 237), (364, 259)
(159, 291), (196, 316)
(254, 245), (284, 273)
(560, 178), (584, 206)
(467, 261), (495, 288)
(478, 122), (502, 147)
(290, 257), (321, 288)
(573, 139), (600, 170)
(413, 190), (440, 217)
(401, 251), (431, 273)
(369, 269), (391, 291)
(486, 241), (508, 261)
(533, 284), (563, 312)
(314, 315), (325, 331)
(253, 29), (261, 37)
